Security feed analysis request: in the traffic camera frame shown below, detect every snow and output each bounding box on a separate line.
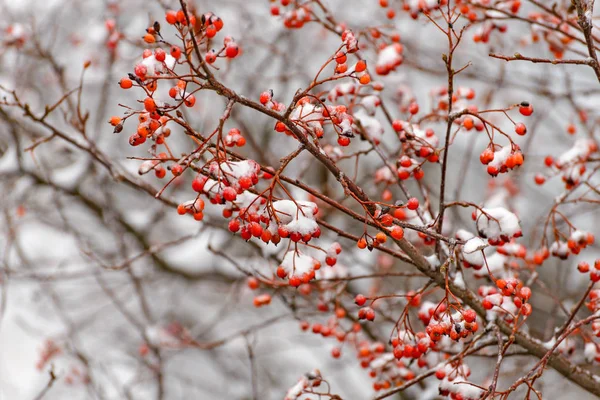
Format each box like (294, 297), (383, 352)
(138, 159), (158, 175)
(360, 95), (380, 115)
(488, 146), (511, 170)
(376, 44), (403, 74)
(209, 160), (260, 181)
(550, 241), (569, 259)
(475, 207), (521, 241)
(284, 377), (306, 400)
(426, 254), (440, 270)
(473, 252), (507, 278)
(370, 353), (394, 369)
(584, 342), (598, 363)
(280, 250), (318, 278)
(354, 109), (384, 143)
(453, 271), (466, 290)
(328, 82), (356, 101)
(462, 236), (488, 265)
(556, 139), (595, 167)
(139, 54), (176, 76)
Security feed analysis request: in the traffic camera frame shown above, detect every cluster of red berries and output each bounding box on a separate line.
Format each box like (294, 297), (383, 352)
(383, 0), (448, 19)
(299, 311), (359, 353)
(374, 43), (403, 75)
(368, 351), (417, 391)
(480, 145), (524, 177)
(104, 19), (122, 52)
(396, 155), (425, 181)
(176, 197), (205, 221)
(277, 251), (319, 287)
(537, 139), (597, 189)
(205, 35), (240, 63)
(393, 122), (440, 165)
(247, 272), (273, 307)
(224, 128), (246, 147)
(258, 89), (285, 112)
(527, 12), (574, 59)
(586, 290), (600, 336)
(167, 80), (196, 107)
(481, 278), (532, 320)
(434, 86), (476, 112)
(272, 2), (313, 29)
(576, 259), (600, 282)
(114, 10), (242, 153)
(549, 231), (595, 261)
(473, 20), (508, 43)
(435, 361), (482, 400)
(229, 211), (283, 244)
(418, 302), (479, 343)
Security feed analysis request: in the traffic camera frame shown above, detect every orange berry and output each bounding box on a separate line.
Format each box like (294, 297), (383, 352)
(463, 117), (474, 130)
(375, 232), (387, 243)
(119, 78), (133, 89)
(390, 226), (404, 240)
(109, 116), (121, 126)
(359, 74), (371, 85)
(355, 60), (367, 73)
(357, 238), (367, 249)
(144, 97), (156, 113)
(165, 10), (177, 24)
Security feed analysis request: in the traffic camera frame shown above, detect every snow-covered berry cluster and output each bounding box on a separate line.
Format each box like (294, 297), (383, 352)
(480, 145), (524, 177)
(474, 207), (522, 245)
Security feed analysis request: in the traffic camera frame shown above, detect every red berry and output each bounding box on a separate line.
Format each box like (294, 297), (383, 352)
(331, 347), (341, 358)
(578, 261), (590, 273)
(519, 102), (533, 116)
(225, 44), (239, 58)
(482, 299), (493, 310)
(228, 219), (240, 232)
(192, 177), (206, 192)
(247, 277), (259, 290)
(408, 102), (419, 115)
(250, 222), (263, 237)
(390, 226), (404, 240)
(155, 48), (166, 62)
(355, 294), (366, 306)
(171, 164), (183, 176)
(223, 187), (237, 202)
(205, 51), (217, 64)
(338, 136), (350, 146)
(171, 45), (182, 60)
(166, 10), (178, 25)
(534, 174), (546, 185)
(463, 309), (477, 323)
(521, 303), (532, 316)
(407, 198), (419, 210)
(392, 120), (403, 132)
(289, 276), (301, 287)
(184, 94), (196, 108)
(515, 123), (527, 136)
(259, 91), (271, 105)
(355, 60), (367, 72)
